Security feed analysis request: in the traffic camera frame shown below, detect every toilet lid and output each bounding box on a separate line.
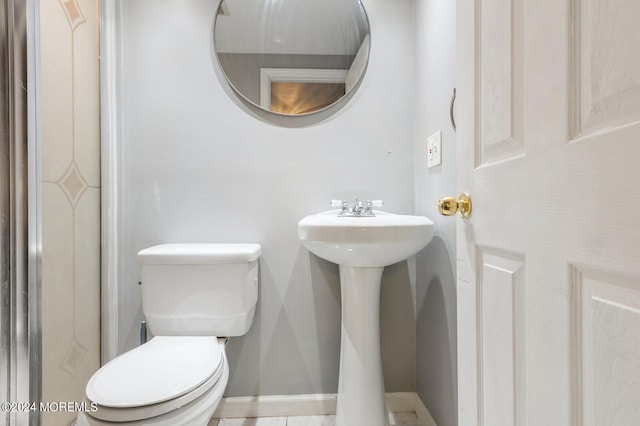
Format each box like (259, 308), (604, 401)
(86, 336), (223, 408)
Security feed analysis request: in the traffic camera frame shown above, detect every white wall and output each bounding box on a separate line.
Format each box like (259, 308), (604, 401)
(114, 0), (417, 396)
(413, 0), (458, 425)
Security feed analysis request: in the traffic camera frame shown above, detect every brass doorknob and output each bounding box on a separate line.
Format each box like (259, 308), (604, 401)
(438, 193), (472, 218)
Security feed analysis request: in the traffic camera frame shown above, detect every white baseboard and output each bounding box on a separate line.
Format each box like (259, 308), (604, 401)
(213, 392), (437, 425)
(213, 393), (337, 418)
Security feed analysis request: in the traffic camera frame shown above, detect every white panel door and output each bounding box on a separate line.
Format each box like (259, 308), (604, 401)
(455, 0), (640, 425)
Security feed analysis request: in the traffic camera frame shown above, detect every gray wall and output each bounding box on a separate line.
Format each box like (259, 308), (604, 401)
(413, 0), (458, 425)
(114, 0), (417, 396)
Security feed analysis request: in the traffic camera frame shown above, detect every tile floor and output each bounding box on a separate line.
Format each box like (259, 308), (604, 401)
(210, 412), (421, 426)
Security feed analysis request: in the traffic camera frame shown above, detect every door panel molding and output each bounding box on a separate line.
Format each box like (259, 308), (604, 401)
(476, 0), (525, 166)
(572, 0), (640, 139)
(570, 265), (640, 426)
(477, 248), (526, 426)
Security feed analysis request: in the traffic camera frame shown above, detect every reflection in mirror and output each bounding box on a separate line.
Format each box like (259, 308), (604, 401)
(213, 0), (370, 116)
(271, 81), (344, 115)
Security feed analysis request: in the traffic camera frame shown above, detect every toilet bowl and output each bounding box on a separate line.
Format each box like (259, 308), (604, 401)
(77, 337), (228, 426)
(78, 244), (260, 425)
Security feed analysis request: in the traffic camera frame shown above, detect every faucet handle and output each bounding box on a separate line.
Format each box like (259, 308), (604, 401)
(329, 200), (347, 208)
(370, 200), (384, 207)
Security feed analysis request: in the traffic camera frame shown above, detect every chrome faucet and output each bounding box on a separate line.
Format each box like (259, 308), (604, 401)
(330, 199), (384, 217)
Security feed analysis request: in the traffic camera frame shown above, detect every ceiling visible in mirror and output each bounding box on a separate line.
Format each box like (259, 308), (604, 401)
(213, 0), (370, 117)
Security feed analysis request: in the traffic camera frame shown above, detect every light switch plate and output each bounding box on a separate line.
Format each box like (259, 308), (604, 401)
(427, 131), (442, 168)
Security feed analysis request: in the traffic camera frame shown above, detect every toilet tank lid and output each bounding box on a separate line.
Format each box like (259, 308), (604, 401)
(138, 243), (261, 264)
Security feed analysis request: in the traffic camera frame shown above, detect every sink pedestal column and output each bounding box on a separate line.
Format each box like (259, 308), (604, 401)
(335, 265), (389, 426)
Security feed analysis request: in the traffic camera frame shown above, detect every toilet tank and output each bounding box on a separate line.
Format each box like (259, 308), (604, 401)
(137, 243), (261, 337)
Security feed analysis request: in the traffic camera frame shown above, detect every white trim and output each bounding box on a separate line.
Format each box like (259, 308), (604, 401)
(100, 0), (121, 364)
(345, 34), (370, 93)
(259, 68), (348, 110)
(214, 393), (336, 419)
(213, 392), (437, 425)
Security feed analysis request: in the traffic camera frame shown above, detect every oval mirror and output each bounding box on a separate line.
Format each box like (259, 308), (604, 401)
(213, 0), (371, 116)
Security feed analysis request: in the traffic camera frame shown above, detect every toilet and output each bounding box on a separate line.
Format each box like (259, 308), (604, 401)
(77, 243), (261, 426)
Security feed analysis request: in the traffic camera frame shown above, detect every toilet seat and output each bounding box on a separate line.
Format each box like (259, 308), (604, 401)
(85, 336), (224, 422)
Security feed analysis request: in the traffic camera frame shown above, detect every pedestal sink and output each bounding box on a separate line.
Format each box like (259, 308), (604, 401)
(298, 209), (434, 426)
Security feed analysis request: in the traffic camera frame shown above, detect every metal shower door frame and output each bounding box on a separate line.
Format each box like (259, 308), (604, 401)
(1, 0), (41, 424)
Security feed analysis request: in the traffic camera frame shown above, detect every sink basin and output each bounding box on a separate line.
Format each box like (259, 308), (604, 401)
(298, 209), (434, 267)
(298, 208), (434, 426)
